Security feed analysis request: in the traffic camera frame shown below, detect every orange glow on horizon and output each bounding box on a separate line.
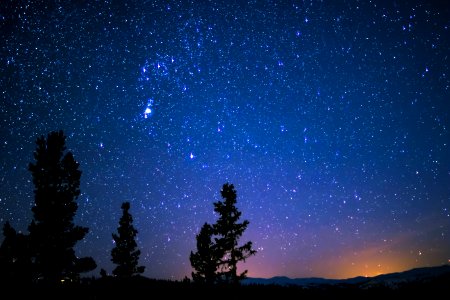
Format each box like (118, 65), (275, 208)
(244, 252), (418, 280)
(241, 239), (447, 280)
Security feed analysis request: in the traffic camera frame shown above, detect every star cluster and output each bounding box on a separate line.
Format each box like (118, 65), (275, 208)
(1, 1), (449, 279)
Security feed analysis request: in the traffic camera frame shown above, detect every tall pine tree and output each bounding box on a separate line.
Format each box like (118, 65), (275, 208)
(28, 131), (96, 283)
(190, 183), (256, 285)
(111, 202), (145, 278)
(189, 222), (219, 284)
(214, 183), (256, 284)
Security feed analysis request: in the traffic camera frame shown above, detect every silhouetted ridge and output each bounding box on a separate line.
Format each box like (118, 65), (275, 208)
(242, 265), (450, 287)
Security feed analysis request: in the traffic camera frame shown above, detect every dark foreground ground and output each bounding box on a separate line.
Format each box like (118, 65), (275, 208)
(1, 273), (450, 300)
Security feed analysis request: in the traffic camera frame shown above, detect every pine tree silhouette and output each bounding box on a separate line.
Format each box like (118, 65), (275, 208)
(213, 183), (256, 284)
(190, 222), (219, 284)
(0, 222), (32, 283)
(28, 131), (96, 284)
(111, 202), (145, 278)
(190, 183), (256, 285)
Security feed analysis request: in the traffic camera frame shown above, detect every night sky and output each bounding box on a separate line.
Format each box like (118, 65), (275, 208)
(1, 0), (449, 280)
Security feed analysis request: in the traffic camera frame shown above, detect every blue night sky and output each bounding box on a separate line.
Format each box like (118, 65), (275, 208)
(1, 1), (449, 279)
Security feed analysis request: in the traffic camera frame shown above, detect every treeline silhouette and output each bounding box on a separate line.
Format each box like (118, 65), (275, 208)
(0, 131), (256, 288)
(1, 131), (448, 298)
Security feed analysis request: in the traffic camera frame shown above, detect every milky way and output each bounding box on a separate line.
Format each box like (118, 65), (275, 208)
(1, 1), (449, 279)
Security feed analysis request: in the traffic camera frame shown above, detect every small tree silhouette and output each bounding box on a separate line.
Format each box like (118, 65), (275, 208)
(111, 202), (145, 278)
(190, 222), (219, 284)
(100, 268), (108, 278)
(28, 130), (96, 283)
(190, 183), (256, 285)
(0, 222), (32, 283)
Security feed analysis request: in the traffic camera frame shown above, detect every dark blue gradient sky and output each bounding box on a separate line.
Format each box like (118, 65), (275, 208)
(1, 0), (449, 279)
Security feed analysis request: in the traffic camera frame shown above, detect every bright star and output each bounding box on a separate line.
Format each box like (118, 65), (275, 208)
(144, 107), (152, 118)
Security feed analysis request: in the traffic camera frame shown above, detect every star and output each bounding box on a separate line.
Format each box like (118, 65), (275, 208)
(144, 107), (152, 119)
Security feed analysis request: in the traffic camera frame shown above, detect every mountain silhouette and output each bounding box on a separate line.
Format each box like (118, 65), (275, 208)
(243, 265), (450, 287)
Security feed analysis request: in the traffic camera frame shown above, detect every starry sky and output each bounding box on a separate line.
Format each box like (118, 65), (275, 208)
(1, 0), (449, 280)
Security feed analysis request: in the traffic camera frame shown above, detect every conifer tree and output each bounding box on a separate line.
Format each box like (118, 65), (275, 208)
(111, 202), (145, 278)
(190, 183), (256, 285)
(214, 183), (256, 284)
(28, 130), (96, 283)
